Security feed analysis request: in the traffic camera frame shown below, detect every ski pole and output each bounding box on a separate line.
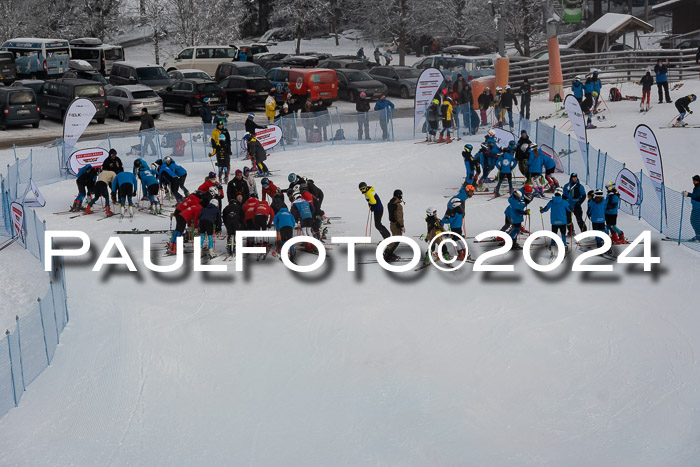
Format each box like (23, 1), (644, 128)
(540, 211), (546, 247)
(365, 208), (371, 237)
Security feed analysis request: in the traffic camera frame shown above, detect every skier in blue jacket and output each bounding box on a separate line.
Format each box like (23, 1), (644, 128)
(72, 164), (98, 211)
(587, 189), (607, 247)
(542, 152), (559, 192)
(526, 144), (545, 196)
(572, 76), (584, 102)
(373, 94), (395, 140)
(462, 144), (480, 186)
(592, 71), (602, 110)
(494, 149), (517, 196)
(562, 173), (587, 235)
(274, 207), (298, 260)
(441, 197), (468, 260)
(604, 182), (625, 244)
(164, 156), (190, 202)
(505, 191), (529, 248)
(540, 187), (572, 248)
(112, 171), (138, 217)
(683, 175), (700, 241)
(135, 159), (162, 214)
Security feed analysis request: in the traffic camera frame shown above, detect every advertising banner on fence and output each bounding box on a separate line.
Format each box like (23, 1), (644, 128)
(615, 168), (642, 206)
(21, 179), (46, 207)
(492, 128), (515, 149)
(241, 125), (283, 152)
(634, 124), (666, 215)
(414, 68), (444, 132)
(63, 98), (97, 150)
(67, 147), (110, 176)
(10, 201), (25, 247)
(563, 95), (588, 171)
(539, 144), (565, 173)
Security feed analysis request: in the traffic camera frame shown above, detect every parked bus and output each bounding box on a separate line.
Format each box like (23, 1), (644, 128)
(1, 38), (71, 79)
(69, 38), (124, 75)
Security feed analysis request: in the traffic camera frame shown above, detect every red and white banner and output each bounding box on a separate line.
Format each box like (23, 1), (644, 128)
(539, 144), (565, 173)
(414, 68), (444, 132)
(615, 168), (642, 206)
(241, 125), (282, 152)
(10, 201), (25, 247)
(492, 128), (515, 150)
(63, 98), (97, 150)
(634, 124), (665, 213)
(67, 147), (110, 176)
(563, 95), (589, 170)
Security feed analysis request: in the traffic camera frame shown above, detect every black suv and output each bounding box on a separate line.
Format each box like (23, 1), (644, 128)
(0, 51), (17, 85)
(0, 87), (40, 130)
(158, 78), (226, 116)
(214, 62), (266, 82)
(219, 76), (272, 113)
(37, 78), (107, 123)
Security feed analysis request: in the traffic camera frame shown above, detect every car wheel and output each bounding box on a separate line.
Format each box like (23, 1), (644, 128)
(118, 107), (127, 122)
(97, 118), (105, 124)
(32, 122), (39, 129)
(235, 99), (245, 113)
(184, 101), (194, 117)
(348, 90), (357, 103)
(400, 86), (409, 99)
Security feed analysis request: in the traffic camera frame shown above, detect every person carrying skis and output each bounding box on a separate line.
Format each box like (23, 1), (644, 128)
(374, 94), (395, 140)
(500, 85), (518, 128)
(562, 172), (587, 236)
(640, 71), (654, 112)
(494, 143), (517, 197)
(654, 58), (671, 104)
(273, 206), (297, 261)
(674, 94), (696, 127)
(426, 98), (440, 142)
(227, 169), (249, 203)
(243, 166), (258, 198)
(356, 92), (371, 140)
(358, 182), (391, 239)
(438, 96), (453, 142)
(211, 121), (231, 183)
(540, 187), (571, 250)
(198, 198), (221, 259)
(587, 189), (607, 248)
(245, 133), (271, 175)
(462, 144), (480, 186)
(682, 175), (700, 241)
(572, 76), (584, 104)
(71, 164), (97, 212)
(605, 181), (625, 244)
(84, 169), (116, 216)
(478, 87), (492, 126)
(519, 78), (532, 120)
(133, 159), (161, 214)
(385, 189), (405, 262)
(223, 192), (244, 256)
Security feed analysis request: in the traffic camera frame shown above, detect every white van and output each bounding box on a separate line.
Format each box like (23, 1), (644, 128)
(164, 46), (237, 76)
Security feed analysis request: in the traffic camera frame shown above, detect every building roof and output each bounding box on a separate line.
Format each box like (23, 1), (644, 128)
(568, 13), (654, 51)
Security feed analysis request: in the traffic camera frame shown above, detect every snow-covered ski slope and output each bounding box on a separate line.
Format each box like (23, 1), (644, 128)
(1, 97), (699, 465)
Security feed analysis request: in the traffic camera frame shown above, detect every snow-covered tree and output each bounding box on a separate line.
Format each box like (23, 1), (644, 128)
(169, 0), (242, 47)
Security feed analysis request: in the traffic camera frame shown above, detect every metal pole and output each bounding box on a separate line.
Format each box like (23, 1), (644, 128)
(189, 127), (195, 162)
(293, 112), (300, 146)
(37, 298), (50, 365)
(660, 182), (664, 233)
(107, 132), (112, 150)
(678, 195), (685, 244)
(638, 170), (643, 221)
(335, 107), (343, 140)
(596, 149), (601, 189)
(535, 119), (539, 144)
(33, 210), (42, 260)
(329, 109), (335, 145)
(568, 134), (571, 173)
(29, 149), (33, 180)
(15, 315), (25, 391)
(6, 331), (18, 406)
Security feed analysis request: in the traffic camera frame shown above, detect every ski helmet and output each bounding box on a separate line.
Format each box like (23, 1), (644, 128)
(358, 181), (368, 192)
(393, 189), (403, 199)
(164, 156), (172, 164)
(520, 143), (529, 152)
(513, 190), (523, 200)
(554, 187), (563, 196)
(524, 193), (534, 202)
(210, 199), (219, 208)
(487, 129), (496, 137)
(150, 163), (157, 171)
(530, 143), (538, 151)
(466, 184), (475, 193)
(464, 143), (473, 152)
(208, 171), (216, 179)
(594, 189), (604, 199)
(288, 173), (298, 183)
(248, 113), (255, 119)
(261, 177), (270, 187)
(242, 132), (252, 144)
(432, 98), (439, 105)
(508, 140), (516, 149)
(496, 86), (502, 92)
(243, 166), (251, 175)
(426, 206), (437, 216)
(134, 159), (141, 168)
(450, 198), (462, 208)
(587, 190), (595, 198)
(249, 192), (258, 199)
(292, 185), (301, 194)
(218, 133), (226, 142)
(504, 84), (511, 90)
(523, 185), (533, 194)
(606, 181), (616, 191)
(691, 94), (697, 102)
(235, 169), (243, 176)
(208, 186), (218, 197)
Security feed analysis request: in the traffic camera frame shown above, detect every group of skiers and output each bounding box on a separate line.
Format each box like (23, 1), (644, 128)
(571, 71), (603, 128)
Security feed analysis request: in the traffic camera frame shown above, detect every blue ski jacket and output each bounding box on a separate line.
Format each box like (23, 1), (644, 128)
(441, 205), (464, 229)
(291, 198), (314, 220)
(572, 80), (584, 99)
(506, 195), (528, 224)
(541, 196), (571, 225)
(496, 152), (516, 174)
(563, 181), (586, 207)
(167, 161), (187, 177)
(605, 193), (620, 215)
(274, 208), (296, 230)
(587, 198), (606, 223)
(527, 149), (545, 174)
(112, 171), (137, 193)
(542, 152), (556, 171)
(687, 185), (700, 210)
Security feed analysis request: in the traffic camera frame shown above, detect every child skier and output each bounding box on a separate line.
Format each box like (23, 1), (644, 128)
(290, 192), (315, 251)
(494, 144), (517, 197)
(211, 121), (231, 183)
(112, 170), (138, 218)
(134, 159), (162, 214)
(426, 98), (440, 142)
(273, 206), (297, 261)
(223, 192), (244, 256)
(674, 94), (696, 127)
(640, 71), (654, 112)
(71, 164), (97, 211)
(562, 173), (588, 236)
(526, 143), (545, 197)
(587, 189), (607, 248)
(423, 206), (445, 263)
(84, 169), (116, 216)
(605, 182), (626, 244)
(243, 166), (258, 198)
(441, 198), (467, 259)
(462, 144), (480, 186)
(358, 182), (391, 239)
(438, 97), (453, 143)
(198, 198), (222, 259)
(540, 187), (571, 250)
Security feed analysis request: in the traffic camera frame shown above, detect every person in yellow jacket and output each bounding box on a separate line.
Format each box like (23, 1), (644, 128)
(265, 88), (277, 123)
(210, 121), (232, 183)
(438, 96), (453, 143)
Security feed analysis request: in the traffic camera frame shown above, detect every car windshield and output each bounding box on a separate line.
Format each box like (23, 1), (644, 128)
(104, 48), (123, 60)
(72, 49), (100, 60)
(396, 68), (421, 79)
(90, 74), (109, 85)
(0, 53), (12, 65)
(344, 71), (373, 82)
(249, 79), (272, 91)
(9, 91), (35, 105)
(183, 71), (211, 80)
(136, 67), (169, 80)
(236, 65), (266, 77)
(132, 90), (158, 99)
(197, 83), (221, 93)
(75, 84), (103, 98)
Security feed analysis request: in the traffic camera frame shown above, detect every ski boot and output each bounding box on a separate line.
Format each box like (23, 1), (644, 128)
(456, 249), (466, 261)
(493, 190), (500, 198)
(120, 205), (126, 217)
(437, 135), (445, 143)
(446, 135), (452, 143)
(105, 205), (114, 217)
(610, 232), (619, 243)
(209, 247), (216, 259)
(129, 206), (135, 218)
(84, 205), (93, 215)
(615, 233), (626, 245)
(69, 199), (82, 212)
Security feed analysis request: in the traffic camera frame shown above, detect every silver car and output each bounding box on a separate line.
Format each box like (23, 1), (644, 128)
(106, 85), (164, 122)
(167, 68), (212, 82)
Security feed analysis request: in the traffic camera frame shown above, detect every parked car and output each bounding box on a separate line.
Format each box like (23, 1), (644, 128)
(282, 55), (319, 67)
(37, 78), (107, 123)
(214, 62), (266, 82)
(10, 79), (44, 93)
(253, 52), (289, 69)
(335, 70), (386, 102)
(441, 45), (481, 56)
(168, 69), (212, 82)
(318, 58), (369, 71)
(678, 37), (700, 49)
(413, 54), (495, 81)
(530, 47), (584, 60)
(106, 85), (163, 122)
(164, 46), (236, 76)
(69, 38), (124, 75)
(63, 60), (112, 90)
(158, 79), (226, 116)
(109, 61), (171, 92)
(298, 52), (332, 61)
(233, 44), (270, 60)
(265, 67), (337, 105)
(607, 43), (634, 52)
(0, 86), (40, 130)
(369, 66), (420, 98)
(0, 51), (17, 85)
(220, 76), (271, 113)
